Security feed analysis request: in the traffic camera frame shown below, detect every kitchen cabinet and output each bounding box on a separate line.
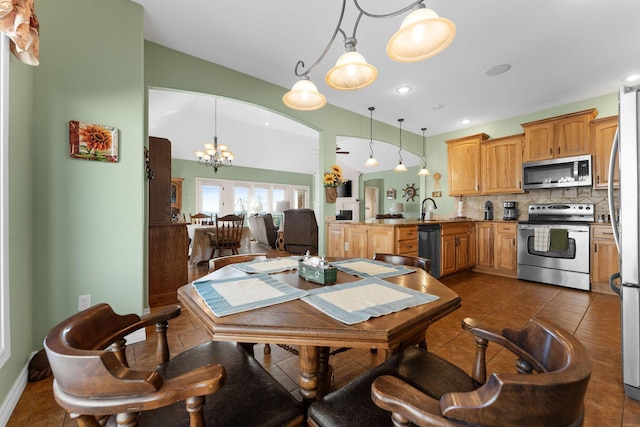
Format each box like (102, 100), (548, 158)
(591, 115), (619, 189)
(521, 109), (597, 162)
(474, 222), (517, 278)
(325, 223), (414, 259)
(441, 222), (473, 276)
(481, 134), (524, 194)
(395, 226), (419, 255)
(590, 224), (619, 295)
(446, 133), (490, 196)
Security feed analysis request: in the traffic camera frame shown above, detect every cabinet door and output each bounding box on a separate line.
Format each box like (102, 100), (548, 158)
(326, 223), (345, 257)
(345, 226), (368, 258)
(591, 238), (619, 285)
(467, 225), (476, 269)
(495, 229), (517, 273)
(555, 112), (594, 157)
(456, 234), (470, 270)
(368, 227), (395, 259)
(481, 135), (524, 194)
(441, 234), (458, 276)
(476, 223), (493, 267)
(446, 134), (488, 196)
(523, 122), (554, 162)
(592, 116), (619, 189)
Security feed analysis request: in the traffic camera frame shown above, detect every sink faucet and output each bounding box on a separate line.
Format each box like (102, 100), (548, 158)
(421, 198), (438, 221)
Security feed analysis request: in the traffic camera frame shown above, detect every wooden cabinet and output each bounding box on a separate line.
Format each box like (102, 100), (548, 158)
(591, 115), (619, 189)
(326, 223), (417, 258)
(474, 222), (517, 277)
(522, 109), (597, 162)
(481, 134), (524, 194)
(446, 133), (490, 196)
(149, 137), (172, 223)
(590, 224), (619, 294)
(440, 222), (473, 276)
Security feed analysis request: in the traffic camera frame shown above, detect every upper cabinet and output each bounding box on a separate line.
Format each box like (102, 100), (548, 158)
(481, 134), (524, 194)
(446, 133), (490, 196)
(521, 109), (597, 162)
(591, 115), (619, 189)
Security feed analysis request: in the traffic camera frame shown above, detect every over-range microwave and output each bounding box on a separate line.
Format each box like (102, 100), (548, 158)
(522, 155), (592, 190)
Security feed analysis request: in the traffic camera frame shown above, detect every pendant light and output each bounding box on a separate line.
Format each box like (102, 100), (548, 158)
(364, 106), (378, 167)
(394, 118), (408, 172)
(418, 127), (431, 176)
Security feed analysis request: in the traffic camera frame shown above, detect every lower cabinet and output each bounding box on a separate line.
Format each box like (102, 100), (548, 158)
(441, 222), (474, 276)
(590, 224), (619, 294)
(326, 223), (417, 258)
(474, 222), (517, 278)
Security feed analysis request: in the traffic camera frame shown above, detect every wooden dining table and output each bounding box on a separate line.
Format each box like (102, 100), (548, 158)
(176, 258), (461, 403)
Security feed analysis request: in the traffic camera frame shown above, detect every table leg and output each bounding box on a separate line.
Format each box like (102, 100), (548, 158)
(298, 345), (319, 401)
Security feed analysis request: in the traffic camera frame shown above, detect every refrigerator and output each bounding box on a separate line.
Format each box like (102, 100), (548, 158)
(609, 83), (640, 401)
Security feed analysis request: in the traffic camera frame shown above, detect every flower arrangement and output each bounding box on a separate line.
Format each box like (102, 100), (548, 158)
(323, 164), (345, 188)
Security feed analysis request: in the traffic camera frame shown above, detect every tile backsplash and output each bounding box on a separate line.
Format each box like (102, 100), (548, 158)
(460, 187), (618, 222)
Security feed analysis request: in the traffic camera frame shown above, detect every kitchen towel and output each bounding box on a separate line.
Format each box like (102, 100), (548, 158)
(549, 228), (569, 251)
(332, 258), (414, 279)
(533, 227), (550, 252)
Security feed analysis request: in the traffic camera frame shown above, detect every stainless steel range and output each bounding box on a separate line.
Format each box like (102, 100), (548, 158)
(517, 203), (594, 290)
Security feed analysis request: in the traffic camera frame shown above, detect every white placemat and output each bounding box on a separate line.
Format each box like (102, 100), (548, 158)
(301, 277), (439, 325)
(332, 258), (414, 279)
(193, 273), (308, 317)
(231, 256), (300, 274)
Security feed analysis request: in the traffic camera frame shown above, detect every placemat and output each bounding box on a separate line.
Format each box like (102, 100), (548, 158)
(332, 258), (414, 279)
(301, 277), (439, 325)
(231, 256), (300, 274)
(193, 273), (308, 317)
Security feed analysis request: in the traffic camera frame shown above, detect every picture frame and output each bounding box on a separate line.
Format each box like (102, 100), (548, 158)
(69, 120), (119, 162)
(386, 189), (396, 200)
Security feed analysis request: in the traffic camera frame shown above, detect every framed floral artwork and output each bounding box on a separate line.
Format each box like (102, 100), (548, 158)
(69, 120), (118, 162)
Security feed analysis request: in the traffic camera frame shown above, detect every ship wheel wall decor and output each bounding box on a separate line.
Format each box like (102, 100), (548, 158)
(402, 184), (418, 201)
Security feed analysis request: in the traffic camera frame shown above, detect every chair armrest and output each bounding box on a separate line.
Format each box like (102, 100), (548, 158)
(138, 305), (181, 327)
(160, 363), (226, 402)
(371, 375), (457, 427)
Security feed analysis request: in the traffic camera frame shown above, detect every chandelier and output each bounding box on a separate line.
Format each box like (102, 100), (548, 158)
(195, 98), (234, 173)
(283, 0), (456, 111)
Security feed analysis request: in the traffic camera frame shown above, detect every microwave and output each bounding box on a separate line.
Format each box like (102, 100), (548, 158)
(522, 155), (592, 190)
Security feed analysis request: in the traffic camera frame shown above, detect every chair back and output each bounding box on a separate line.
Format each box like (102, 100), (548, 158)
(44, 304), (160, 398)
(283, 209), (318, 255)
(209, 253), (267, 272)
(213, 214), (244, 250)
(373, 253), (430, 273)
(443, 317), (592, 426)
(190, 212), (212, 225)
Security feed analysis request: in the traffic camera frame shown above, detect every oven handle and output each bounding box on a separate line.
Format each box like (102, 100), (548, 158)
(517, 225), (589, 232)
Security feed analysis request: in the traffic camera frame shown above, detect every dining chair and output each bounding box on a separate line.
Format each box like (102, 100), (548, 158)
(308, 317), (592, 427)
(189, 212), (212, 225)
(373, 253), (431, 273)
(209, 214), (244, 259)
(45, 303), (304, 427)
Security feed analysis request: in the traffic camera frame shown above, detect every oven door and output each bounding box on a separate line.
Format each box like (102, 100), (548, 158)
(517, 223), (590, 273)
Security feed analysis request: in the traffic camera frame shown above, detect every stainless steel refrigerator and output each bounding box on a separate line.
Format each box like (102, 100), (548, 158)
(609, 84), (640, 401)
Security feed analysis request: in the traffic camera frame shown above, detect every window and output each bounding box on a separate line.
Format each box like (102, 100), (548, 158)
(195, 178), (309, 221)
(0, 35), (10, 367)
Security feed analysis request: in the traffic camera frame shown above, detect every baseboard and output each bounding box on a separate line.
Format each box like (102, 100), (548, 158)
(0, 358), (29, 426)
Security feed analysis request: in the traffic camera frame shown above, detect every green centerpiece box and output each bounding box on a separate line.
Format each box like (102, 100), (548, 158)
(298, 261), (337, 285)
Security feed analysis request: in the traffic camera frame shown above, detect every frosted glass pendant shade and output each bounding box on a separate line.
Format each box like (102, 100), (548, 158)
(283, 79), (327, 111)
(325, 51), (378, 90)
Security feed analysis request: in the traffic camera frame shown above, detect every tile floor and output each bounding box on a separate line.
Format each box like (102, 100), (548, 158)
(7, 265), (640, 426)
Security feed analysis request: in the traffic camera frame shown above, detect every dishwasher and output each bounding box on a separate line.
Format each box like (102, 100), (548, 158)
(418, 224), (441, 278)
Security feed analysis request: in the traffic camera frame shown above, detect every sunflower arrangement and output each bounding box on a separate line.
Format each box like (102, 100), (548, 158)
(323, 164), (345, 188)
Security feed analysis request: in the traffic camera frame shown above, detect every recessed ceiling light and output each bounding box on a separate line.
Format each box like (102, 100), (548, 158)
(486, 64), (511, 76)
(623, 74), (640, 84)
(460, 119), (472, 125)
(395, 85), (412, 94)
(432, 104), (445, 110)
(264, 122), (270, 126)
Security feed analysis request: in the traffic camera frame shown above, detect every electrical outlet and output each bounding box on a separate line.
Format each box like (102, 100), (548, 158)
(78, 294), (91, 311)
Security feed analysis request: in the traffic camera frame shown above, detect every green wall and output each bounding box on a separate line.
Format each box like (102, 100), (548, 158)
(172, 159), (314, 215)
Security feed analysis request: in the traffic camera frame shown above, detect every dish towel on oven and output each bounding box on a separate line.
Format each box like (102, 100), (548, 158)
(533, 227), (550, 252)
(549, 228), (569, 251)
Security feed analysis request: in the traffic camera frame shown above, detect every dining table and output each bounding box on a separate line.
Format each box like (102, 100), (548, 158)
(176, 257), (461, 404)
(187, 224), (217, 265)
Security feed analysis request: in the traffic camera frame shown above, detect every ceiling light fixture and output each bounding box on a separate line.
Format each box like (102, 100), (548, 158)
(394, 118), (408, 172)
(194, 98), (234, 173)
(283, 0), (455, 111)
(486, 63), (511, 76)
(418, 127), (430, 176)
(396, 85), (412, 94)
(364, 106), (379, 167)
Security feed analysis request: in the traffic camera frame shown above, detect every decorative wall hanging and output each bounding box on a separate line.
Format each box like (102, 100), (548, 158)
(386, 189), (396, 200)
(69, 121), (118, 162)
(402, 183), (418, 201)
(323, 164), (345, 203)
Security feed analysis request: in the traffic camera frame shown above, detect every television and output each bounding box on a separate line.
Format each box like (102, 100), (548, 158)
(336, 180), (352, 197)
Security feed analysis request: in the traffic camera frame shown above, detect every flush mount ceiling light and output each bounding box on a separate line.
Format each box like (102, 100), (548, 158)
(394, 118), (408, 172)
(486, 63), (511, 76)
(364, 106), (379, 167)
(418, 127), (430, 176)
(283, 0), (456, 111)
(396, 85), (412, 94)
(194, 98), (234, 173)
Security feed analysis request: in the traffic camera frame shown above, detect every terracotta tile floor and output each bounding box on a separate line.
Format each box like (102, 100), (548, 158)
(8, 266), (640, 426)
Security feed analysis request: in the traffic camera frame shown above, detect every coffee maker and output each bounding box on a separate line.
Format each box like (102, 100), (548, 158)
(484, 201), (493, 220)
(503, 201), (518, 220)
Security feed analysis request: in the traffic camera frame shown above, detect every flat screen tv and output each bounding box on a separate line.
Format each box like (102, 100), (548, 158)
(337, 180), (352, 197)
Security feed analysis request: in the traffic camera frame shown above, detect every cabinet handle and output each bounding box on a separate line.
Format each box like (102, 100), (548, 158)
(594, 243), (598, 253)
(519, 181), (522, 189)
(596, 175), (600, 184)
(549, 147), (552, 155)
(558, 146), (561, 155)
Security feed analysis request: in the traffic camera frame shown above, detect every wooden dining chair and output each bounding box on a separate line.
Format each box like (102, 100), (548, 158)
(373, 253), (431, 273)
(209, 214), (244, 259)
(45, 303), (304, 427)
(308, 317), (592, 427)
(208, 253), (267, 272)
(189, 212), (212, 225)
